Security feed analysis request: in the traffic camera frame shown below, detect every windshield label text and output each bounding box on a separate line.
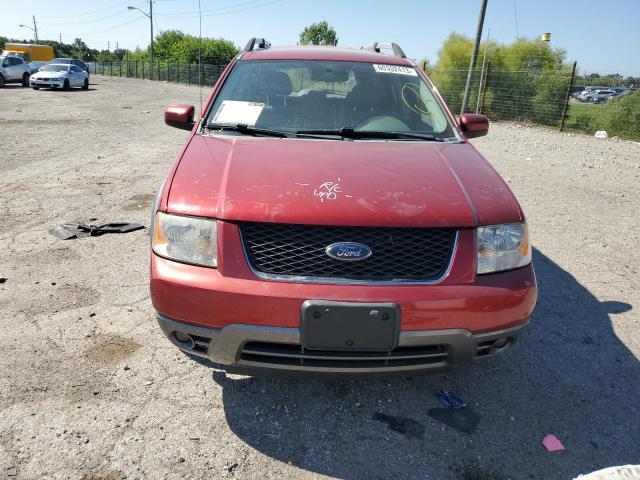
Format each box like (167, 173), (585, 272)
(373, 64), (418, 76)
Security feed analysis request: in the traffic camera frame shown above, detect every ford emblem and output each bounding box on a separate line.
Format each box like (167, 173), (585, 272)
(325, 242), (372, 261)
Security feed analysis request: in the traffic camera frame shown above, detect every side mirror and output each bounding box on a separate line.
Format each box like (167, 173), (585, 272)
(459, 113), (489, 138)
(164, 104), (195, 130)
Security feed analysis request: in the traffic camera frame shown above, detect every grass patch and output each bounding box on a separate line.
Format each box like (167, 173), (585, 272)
(565, 93), (640, 140)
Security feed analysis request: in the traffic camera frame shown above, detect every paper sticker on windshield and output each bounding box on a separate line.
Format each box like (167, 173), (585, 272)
(212, 100), (265, 126)
(373, 64), (417, 76)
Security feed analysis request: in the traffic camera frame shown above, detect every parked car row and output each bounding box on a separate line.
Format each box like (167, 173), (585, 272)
(573, 86), (632, 103)
(0, 55), (90, 90)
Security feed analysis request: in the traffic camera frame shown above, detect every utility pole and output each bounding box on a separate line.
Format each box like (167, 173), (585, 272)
(108, 41), (110, 52)
(149, 0), (154, 62)
(127, 1), (153, 62)
(32, 15), (39, 42)
(460, 0), (488, 114)
(476, 29), (490, 114)
(59, 33), (62, 43)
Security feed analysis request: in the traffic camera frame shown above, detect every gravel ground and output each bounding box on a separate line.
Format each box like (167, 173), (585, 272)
(1, 76), (639, 480)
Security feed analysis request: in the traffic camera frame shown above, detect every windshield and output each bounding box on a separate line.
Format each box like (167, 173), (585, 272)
(42, 64), (69, 72)
(206, 60), (456, 140)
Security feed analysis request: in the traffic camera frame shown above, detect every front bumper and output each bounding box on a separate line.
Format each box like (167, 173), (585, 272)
(30, 78), (64, 88)
(151, 224), (537, 374)
(157, 313), (527, 374)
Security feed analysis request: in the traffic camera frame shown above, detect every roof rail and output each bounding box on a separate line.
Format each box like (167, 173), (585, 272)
(365, 42), (406, 59)
(244, 37), (271, 52)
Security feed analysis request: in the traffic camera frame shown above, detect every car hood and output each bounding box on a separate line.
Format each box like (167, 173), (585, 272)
(33, 71), (68, 78)
(167, 134), (522, 227)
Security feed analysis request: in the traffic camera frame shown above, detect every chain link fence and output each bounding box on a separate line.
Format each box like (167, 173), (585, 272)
(92, 60), (640, 141)
(89, 61), (227, 87)
(433, 65), (639, 140)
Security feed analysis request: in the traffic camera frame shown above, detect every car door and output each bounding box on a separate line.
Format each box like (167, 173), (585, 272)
(67, 66), (79, 87)
(7, 57), (23, 80)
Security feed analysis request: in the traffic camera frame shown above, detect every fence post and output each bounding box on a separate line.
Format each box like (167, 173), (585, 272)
(177, 63), (180, 84)
(142, 61), (145, 79)
(188, 64), (191, 85)
(479, 61), (491, 115)
(559, 61), (577, 132)
(167, 62), (169, 82)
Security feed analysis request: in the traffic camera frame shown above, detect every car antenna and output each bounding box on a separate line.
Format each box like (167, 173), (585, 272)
(198, 0), (203, 113)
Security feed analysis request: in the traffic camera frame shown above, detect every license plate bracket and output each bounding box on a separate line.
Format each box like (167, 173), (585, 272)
(300, 300), (400, 351)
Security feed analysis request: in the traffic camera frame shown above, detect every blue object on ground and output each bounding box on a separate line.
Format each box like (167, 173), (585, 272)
(436, 390), (466, 409)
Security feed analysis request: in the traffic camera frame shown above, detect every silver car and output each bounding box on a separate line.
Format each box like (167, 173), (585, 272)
(29, 63), (89, 90)
(0, 55), (31, 87)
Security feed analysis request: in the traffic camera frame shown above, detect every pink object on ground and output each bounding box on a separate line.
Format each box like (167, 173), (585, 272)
(543, 434), (565, 452)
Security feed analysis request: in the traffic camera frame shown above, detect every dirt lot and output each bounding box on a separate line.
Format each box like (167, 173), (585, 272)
(1, 76), (639, 480)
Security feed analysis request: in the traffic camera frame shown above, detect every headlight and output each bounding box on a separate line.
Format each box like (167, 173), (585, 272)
(477, 223), (531, 274)
(152, 212), (217, 267)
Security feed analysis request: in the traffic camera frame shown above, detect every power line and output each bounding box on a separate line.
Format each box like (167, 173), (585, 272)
(61, 16), (146, 37)
(200, 0), (282, 18)
(157, 0), (267, 16)
(157, 0), (281, 17)
(37, 0), (138, 19)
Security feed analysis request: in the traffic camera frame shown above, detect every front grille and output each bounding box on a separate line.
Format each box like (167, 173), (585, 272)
(241, 341), (449, 369)
(239, 222), (456, 282)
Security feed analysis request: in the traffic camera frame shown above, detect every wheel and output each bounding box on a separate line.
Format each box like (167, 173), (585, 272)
(63, 79), (70, 91)
(82, 78), (89, 90)
(22, 73), (29, 86)
(0, 75), (5, 88)
(32, 86), (39, 90)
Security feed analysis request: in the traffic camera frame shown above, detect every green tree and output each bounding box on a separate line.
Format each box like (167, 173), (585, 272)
(429, 33), (474, 112)
(151, 30), (238, 64)
(70, 38), (91, 60)
(299, 21), (338, 46)
(430, 33), (568, 119)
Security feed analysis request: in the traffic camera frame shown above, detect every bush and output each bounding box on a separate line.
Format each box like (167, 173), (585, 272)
(604, 92), (640, 140)
(570, 111), (597, 132)
(532, 71), (569, 126)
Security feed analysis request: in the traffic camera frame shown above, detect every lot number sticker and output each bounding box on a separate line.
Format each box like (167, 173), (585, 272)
(212, 100), (265, 126)
(373, 64), (417, 76)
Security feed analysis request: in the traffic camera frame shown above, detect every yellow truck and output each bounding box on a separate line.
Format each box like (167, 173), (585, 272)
(1, 43), (54, 63)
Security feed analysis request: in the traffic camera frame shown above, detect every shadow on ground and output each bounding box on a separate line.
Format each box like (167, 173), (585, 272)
(208, 249), (637, 480)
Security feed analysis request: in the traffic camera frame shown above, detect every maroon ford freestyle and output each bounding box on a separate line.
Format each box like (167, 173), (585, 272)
(150, 39), (537, 374)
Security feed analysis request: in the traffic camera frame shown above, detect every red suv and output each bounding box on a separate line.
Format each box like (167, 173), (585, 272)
(151, 39), (537, 374)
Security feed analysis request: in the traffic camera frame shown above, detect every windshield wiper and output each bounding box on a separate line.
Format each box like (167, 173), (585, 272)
(295, 128), (448, 141)
(205, 123), (291, 138)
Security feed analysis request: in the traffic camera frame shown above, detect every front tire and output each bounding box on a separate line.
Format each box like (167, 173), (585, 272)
(63, 79), (70, 91)
(82, 78), (89, 90)
(0, 75), (5, 88)
(22, 73), (30, 87)
(32, 86), (39, 90)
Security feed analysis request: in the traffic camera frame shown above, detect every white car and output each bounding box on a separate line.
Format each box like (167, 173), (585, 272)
(29, 63), (88, 90)
(0, 55), (31, 87)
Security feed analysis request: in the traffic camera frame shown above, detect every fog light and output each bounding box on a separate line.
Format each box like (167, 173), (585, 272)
(172, 331), (194, 349)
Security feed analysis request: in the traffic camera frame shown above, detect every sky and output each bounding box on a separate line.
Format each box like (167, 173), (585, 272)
(1, 0), (639, 76)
